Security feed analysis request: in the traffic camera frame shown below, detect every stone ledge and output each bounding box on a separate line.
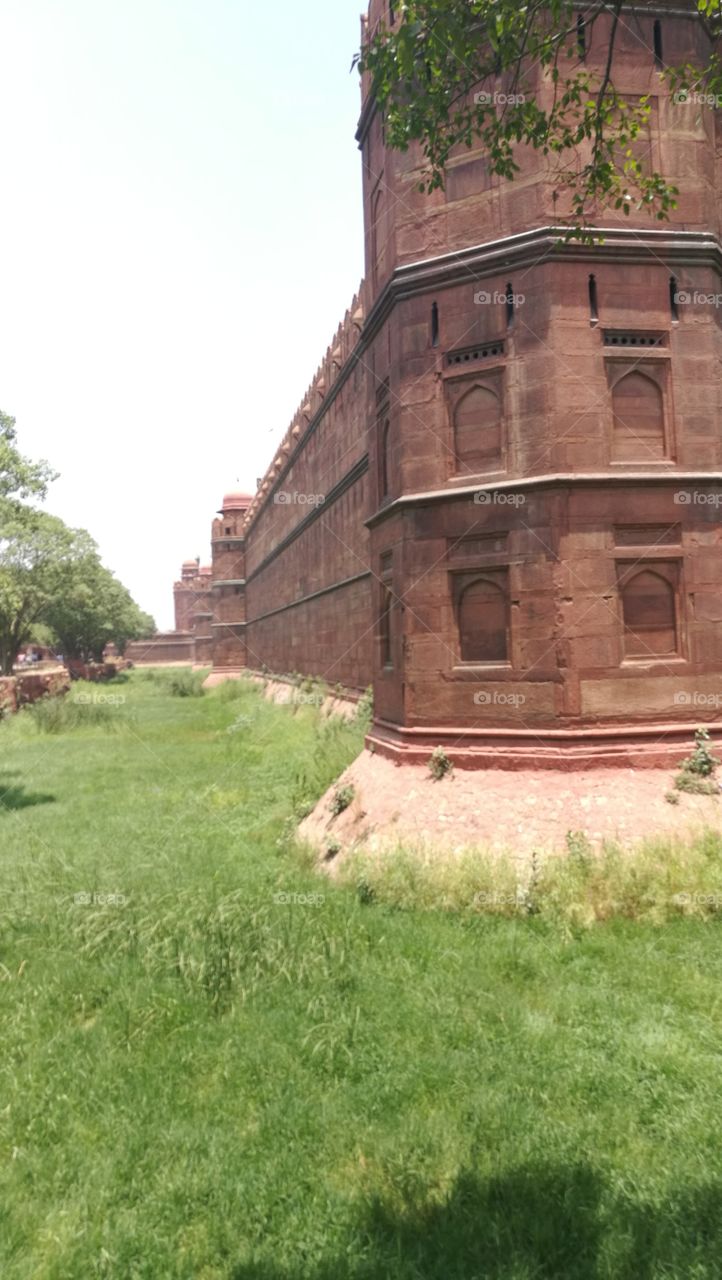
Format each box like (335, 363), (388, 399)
(366, 719), (722, 771)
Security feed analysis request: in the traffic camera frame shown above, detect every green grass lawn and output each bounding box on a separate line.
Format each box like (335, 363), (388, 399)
(1, 672), (722, 1279)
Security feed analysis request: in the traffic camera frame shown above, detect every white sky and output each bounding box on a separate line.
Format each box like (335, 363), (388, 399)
(0, 0), (364, 629)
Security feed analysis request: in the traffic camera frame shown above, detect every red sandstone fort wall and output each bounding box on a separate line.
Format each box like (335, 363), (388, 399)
(237, 294), (375, 689)
(199, 1), (722, 764)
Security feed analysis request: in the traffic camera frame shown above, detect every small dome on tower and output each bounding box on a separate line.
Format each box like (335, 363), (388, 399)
(180, 559), (198, 581)
(220, 491), (252, 512)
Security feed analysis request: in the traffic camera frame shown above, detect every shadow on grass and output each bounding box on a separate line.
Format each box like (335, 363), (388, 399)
(0, 770), (55, 813)
(230, 1163), (722, 1279)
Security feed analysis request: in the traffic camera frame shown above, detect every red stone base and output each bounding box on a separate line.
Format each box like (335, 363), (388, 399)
(367, 719), (722, 771)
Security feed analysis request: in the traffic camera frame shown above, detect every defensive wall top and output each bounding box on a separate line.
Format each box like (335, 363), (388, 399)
(239, 285), (365, 535)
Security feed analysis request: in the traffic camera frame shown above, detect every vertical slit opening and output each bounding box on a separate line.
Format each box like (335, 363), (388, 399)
(576, 14), (586, 59)
(653, 20), (663, 68)
(505, 282), (515, 329)
(670, 276), (679, 322)
(588, 273), (599, 325)
(431, 301), (439, 347)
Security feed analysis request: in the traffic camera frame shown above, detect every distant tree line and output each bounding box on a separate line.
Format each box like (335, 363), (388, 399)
(0, 410), (155, 675)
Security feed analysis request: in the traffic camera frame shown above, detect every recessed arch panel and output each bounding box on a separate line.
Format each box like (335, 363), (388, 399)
(612, 370), (665, 461)
(459, 576), (508, 663)
(453, 384), (502, 472)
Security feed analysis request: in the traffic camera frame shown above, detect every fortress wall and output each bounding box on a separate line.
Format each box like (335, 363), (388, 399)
(245, 572), (372, 689)
(239, 291), (376, 689)
(200, 1), (722, 765)
(126, 634), (195, 665)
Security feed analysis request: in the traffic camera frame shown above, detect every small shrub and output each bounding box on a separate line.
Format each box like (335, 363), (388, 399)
(565, 829), (593, 868)
(679, 727), (719, 777)
(665, 790), (680, 805)
(429, 747), (452, 781)
(168, 671), (205, 698)
(673, 728), (720, 795)
(330, 783), (355, 817)
(675, 773), (718, 796)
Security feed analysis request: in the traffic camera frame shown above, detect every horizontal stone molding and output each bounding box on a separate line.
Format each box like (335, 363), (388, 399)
(246, 454), (369, 584)
(246, 570), (372, 627)
(367, 718), (722, 771)
(367, 472), (722, 526)
(363, 227), (722, 347)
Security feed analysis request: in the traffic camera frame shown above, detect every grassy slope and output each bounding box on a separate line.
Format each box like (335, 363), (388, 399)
(0, 674), (721, 1279)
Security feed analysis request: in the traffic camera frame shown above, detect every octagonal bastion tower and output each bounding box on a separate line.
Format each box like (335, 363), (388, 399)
(212, 0), (722, 767)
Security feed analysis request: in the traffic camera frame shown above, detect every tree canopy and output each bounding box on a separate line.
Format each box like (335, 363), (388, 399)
(43, 554), (156, 663)
(0, 507), (92, 674)
(0, 410), (154, 674)
(0, 411), (56, 505)
(358, 0), (721, 230)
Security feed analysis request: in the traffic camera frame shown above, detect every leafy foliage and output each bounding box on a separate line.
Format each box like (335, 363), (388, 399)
(167, 670), (206, 698)
(329, 783), (356, 816)
(0, 506), (93, 673)
(355, 0), (722, 229)
(0, 411), (152, 670)
(429, 745), (452, 780)
(0, 410), (55, 504)
(673, 728), (721, 794)
(678, 727), (720, 778)
(42, 553), (154, 662)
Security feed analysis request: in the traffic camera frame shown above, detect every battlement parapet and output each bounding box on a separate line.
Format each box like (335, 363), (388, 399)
(242, 286), (365, 533)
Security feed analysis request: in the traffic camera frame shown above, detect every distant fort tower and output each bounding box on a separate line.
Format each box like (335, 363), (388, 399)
(191, 0), (721, 766)
(126, 560), (212, 667)
(206, 492), (251, 681)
